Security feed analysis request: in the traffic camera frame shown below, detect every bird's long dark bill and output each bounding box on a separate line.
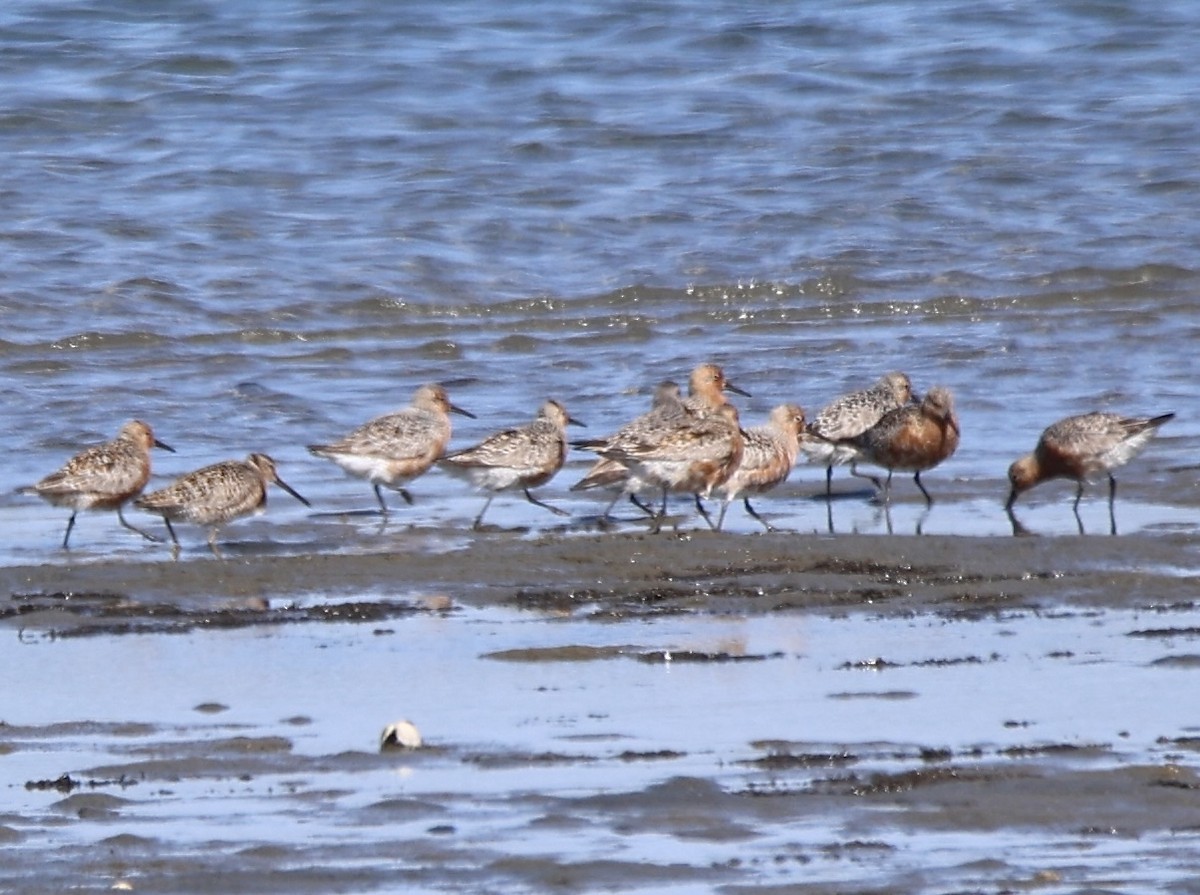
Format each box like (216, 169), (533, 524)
(726, 382), (752, 398)
(155, 439), (176, 453)
(450, 403), (476, 419)
(276, 477), (312, 507)
(568, 417), (586, 428)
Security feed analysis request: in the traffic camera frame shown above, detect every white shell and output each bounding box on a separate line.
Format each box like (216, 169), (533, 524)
(380, 719), (423, 751)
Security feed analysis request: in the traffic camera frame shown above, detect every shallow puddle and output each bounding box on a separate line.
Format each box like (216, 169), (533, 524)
(5, 586), (1200, 892)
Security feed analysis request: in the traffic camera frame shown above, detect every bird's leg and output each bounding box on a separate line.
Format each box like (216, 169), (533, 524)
(880, 471), (894, 505)
(743, 497), (775, 532)
(118, 505), (161, 543)
(1107, 473), (1118, 536)
(523, 489), (568, 517)
(472, 496), (495, 530)
(629, 493), (655, 516)
(913, 471), (933, 505)
(715, 500), (730, 532)
(598, 491), (621, 519)
(373, 484), (391, 517)
(207, 528), (225, 561)
(850, 461), (882, 491)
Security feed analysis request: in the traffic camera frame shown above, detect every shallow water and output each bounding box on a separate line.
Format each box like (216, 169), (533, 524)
(1, 0), (1199, 559)
(6, 580), (1200, 893)
(3, 1), (1200, 891)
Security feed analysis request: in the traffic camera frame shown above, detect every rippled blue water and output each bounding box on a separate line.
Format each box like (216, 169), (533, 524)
(4, 5), (1200, 890)
(2, 0), (1199, 549)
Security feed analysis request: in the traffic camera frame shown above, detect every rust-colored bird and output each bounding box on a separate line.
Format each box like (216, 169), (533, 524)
(1006, 410), (1173, 533)
(846, 386), (960, 504)
(716, 403), (806, 531)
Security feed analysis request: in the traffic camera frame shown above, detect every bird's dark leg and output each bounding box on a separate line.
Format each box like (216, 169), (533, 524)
(743, 497), (775, 532)
(118, 505), (161, 543)
(373, 484), (391, 517)
(523, 489), (568, 517)
(850, 461), (883, 491)
(1107, 473), (1118, 536)
(913, 471), (933, 505)
(629, 493), (655, 516)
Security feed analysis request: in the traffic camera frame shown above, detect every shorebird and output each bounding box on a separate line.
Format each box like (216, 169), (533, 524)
(570, 380), (684, 517)
(440, 399), (583, 529)
(23, 420), (175, 548)
(584, 403), (745, 528)
(846, 386), (959, 504)
(1006, 410), (1174, 533)
(803, 372), (914, 496)
(135, 453), (310, 558)
(307, 383), (474, 516)
(716, 403), (806, 532)
(680, 362), (750, 414)
(572, 363), (750, 523)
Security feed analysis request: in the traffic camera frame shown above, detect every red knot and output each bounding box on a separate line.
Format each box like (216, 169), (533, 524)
(570, 380), (683, 517)
(846, 385), (959, 504)
(23, 420), (175, 548)
(308, 383), (474, 516)
(1006, 410), (1174, 533)
(573, 363), (749, 525)
(583, 402), (745, 528)
(440, 399), (583, 529)
(680, 362), (750, 414)
(135, 453), (310, 558)
(803, 372), (913, 497)
(716, 403), (806, 531)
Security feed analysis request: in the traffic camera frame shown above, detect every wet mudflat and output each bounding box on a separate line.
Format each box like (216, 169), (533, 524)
(4, 530), (1200, 894)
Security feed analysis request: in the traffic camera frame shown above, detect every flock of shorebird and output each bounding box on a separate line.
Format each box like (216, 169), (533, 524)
(18, 363), (1174, 556)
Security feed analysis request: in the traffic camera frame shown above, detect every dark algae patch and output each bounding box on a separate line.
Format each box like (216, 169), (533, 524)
(6, 591), (448, 637)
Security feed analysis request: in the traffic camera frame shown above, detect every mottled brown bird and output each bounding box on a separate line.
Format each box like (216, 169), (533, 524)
(24, 420), (175, 548)
(803, 371), (913, 496)
(308, 383), (474, 516)
(585, 403), (745, 527)
(716, 403), (806, 531)
(571, 380), (683, 517)
(136, 453), (309, 558)
(440, 400), (583, 529)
